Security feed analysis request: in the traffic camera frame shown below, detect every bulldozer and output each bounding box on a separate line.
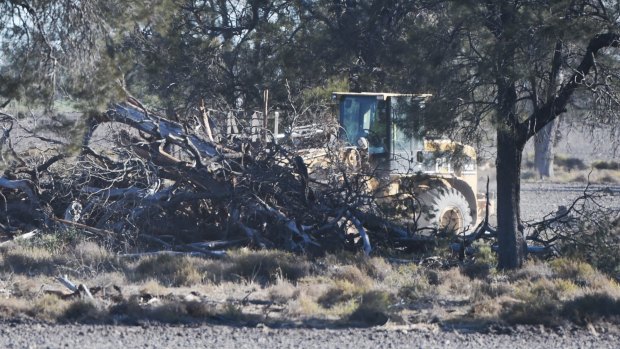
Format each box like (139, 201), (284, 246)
(304, 92), (488, 234)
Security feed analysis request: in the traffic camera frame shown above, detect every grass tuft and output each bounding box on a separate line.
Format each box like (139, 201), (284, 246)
(562, 293), (620, 324)
(226, 249), (310, 285)
(133, 254), (204, 287)
(267, 279), (300, 304)
(63, 300), (103, 322)
(3, 246), (61, 276)
(348, 290), (392, 326)
(591, 160), (620, 170)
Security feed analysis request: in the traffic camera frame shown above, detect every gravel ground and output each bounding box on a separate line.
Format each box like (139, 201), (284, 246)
(520, 182), (620, 221)
(0, 321), (618, 349)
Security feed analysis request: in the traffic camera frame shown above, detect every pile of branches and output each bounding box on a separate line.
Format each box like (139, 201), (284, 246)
(525, 184), (620, 265)
(0, 100), (427, 256)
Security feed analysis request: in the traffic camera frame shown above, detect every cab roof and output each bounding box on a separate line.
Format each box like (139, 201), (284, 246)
(332, 92), (432, 100)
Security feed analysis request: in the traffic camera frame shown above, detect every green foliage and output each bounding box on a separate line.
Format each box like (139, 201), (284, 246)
(462, 242), (497, 279)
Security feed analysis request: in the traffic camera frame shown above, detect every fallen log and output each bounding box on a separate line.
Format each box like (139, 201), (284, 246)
(118, 250), (226, 259)
(0, 229), (38, 246)
(0, 177), (40, 207)
(101, 103), (223, 160)
(50, 217), (114, 239)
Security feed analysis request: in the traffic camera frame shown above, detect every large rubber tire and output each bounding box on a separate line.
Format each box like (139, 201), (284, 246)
(416, 188), (473, 234)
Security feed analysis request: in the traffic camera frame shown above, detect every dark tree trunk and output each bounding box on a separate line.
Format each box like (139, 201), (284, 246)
(496, 128), (526, 269)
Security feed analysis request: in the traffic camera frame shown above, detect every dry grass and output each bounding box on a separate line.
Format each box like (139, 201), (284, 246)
(2, 238), (620, 327)
(226, 249), (311, 284)
(267, 279), (299, 304)
(0, 297), (30, 319)
(132, 254), (206, 287)
(520, 154), (620, 184)
(471, 259), (620, 325)
(1, 245), (63, 276)
(348, 290), (392, 326)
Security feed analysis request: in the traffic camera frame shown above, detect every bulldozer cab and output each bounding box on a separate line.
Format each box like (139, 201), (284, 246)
(332, 92), (486, 232)
(333, 92), (433, 174)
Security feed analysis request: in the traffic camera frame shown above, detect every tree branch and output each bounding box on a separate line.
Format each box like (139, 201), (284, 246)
(523, 32), (620, 141)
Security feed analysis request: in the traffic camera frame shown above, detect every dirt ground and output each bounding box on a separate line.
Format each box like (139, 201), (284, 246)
(1, 320), (618, 349)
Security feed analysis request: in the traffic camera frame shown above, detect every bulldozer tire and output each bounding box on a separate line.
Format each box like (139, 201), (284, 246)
(416, 188), (473, 234)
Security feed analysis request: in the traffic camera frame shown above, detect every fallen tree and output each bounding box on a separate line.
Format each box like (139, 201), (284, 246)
(0, 100), (435, 256)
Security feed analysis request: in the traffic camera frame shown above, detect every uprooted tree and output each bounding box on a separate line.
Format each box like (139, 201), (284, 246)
(1, 100), (437, 256)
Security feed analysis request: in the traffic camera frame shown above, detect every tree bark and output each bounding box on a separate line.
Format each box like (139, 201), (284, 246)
(492, 2), (526, 269)
(533, 39), (563, 179)
(534, 119), (559, 178)
(496, 128), (526, 269)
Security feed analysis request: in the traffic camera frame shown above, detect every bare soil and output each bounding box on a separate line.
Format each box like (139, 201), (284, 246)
(1, 320), (619, 349)
(520, 182), (620, 221)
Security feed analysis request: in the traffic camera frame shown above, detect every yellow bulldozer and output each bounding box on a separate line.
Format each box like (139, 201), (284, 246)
(297, 92), (489, 234)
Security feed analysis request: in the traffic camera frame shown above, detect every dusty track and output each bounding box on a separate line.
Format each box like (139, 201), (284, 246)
(520, 182), (620, 221)
(1, 321), (618, 349)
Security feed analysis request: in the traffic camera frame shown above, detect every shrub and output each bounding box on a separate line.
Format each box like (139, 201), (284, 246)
(318, 279), (367, 308)
(398, 280), (430, 302)
(70, 241), (122, 276)
(330, 265), (374, 288)
(592, 160), (620, 170)
(322, 253), (392, 281)
(2, 246), (61, 276)
(562, 293), (620, 325)
(556, 218), (620, 281)
(462, 243), (496, 279)
(555, 155), (587, 171)
(28, 294), (69, 321)
(227, 249), (311, 285)
(549, 258), (598, 286)
(384, 263), (432, 301)
(502, 279), (566, 325)
(509, 261), (554, 282)
(267, 279), (300, 304)
(63, 300), (103, 322)
(348, 290), (392, 326)
(437, 267), (477, 298)
(133, 254), (204, 287)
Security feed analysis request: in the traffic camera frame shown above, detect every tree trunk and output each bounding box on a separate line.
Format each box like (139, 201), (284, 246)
(496, 128), (526, 269)
(534, 119), (558, 178)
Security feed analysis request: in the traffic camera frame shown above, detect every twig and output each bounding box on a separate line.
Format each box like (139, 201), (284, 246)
(51, 217), (114, 238)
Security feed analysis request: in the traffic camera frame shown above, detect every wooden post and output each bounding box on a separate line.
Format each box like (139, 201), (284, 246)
(274, 111), (279, 143)
(251, 111), (260, 142)
(200, 99), (214, 142)
(263, 89), (269, 142)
